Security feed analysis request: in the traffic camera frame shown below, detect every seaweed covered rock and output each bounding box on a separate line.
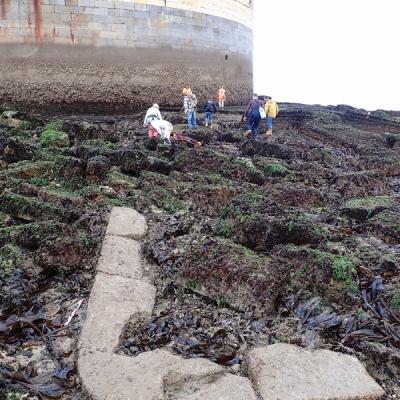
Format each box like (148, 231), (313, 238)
(121, 152), (143, 176)
(175, 147), (264, 185)
(241, 140), (294, 160)
(86, 156), (111, 183)
(142, 157), (172, 176)
(341, 195), (393, 222)
(275, 245), (359, 311)
(37, 238), (85, 274)
(40, 129), (69, 148)
(16, 222), (75, 250)
(217, 192), (325, 252)
(178, 238), (289, 315)
(0, 138), (33, 164)
(0, 111), (25, 128)
(59, 157), (87, 186)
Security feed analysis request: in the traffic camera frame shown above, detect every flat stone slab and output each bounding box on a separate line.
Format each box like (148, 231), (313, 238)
(97, 235), (143, 279)
(79, 273), (155, 354)
(105, 207), (147, 239)
(246, 343), (384, 400)
(80, 350), (256, 400)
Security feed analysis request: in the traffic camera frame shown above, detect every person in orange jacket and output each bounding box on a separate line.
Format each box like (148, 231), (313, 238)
(218, 86), (226, 108)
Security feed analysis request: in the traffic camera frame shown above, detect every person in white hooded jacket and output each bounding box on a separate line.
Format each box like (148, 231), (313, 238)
(143, 103), (163, 139)
(143, 104), (162, 127)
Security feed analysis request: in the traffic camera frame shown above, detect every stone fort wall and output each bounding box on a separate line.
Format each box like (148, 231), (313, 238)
(0, 0), (253, 113)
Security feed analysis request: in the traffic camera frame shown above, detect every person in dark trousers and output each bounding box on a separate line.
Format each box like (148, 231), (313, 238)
(244, 94), (263, 141)
(203, 99), (217, 128)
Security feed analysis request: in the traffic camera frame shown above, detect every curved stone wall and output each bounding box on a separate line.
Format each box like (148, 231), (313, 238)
(0, 0), (253, 113)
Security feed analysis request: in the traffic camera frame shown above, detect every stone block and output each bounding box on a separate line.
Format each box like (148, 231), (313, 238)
(91, 14), (122, 24)
(105, 207), (147, 239)
(40, 5), (55, 13)
(49, 0), (67, 5)
(79, 273), (156, 353)
(71, 13), (91, 22)
(133, 3), (147, 12)
(78, 0), (95, 6)
(111, 23), (127, 32)
(133, 10), (150, 20)
(119, 9), (133, 18)
(108, 8), (118, 17)
(74, 28), (91, 37)
(54, 5), (68, 13)
(79, 350), (223, 400)
(94, 0), (113, 7)
(246, 344), (385, 400)
(84, 6), (108, 16)
(115, 1), (135, 11)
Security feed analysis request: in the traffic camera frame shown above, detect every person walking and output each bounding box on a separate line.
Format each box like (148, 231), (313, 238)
(184, 92), (198, 129)
(244, 94), (263, 141)
(264, 96), (279, 136)
(143, 103), (162, 139)
(203, 98), (217, 128)
(218, 86), (226, 108)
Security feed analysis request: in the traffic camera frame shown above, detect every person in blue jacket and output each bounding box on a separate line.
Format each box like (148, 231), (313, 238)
(244, 94), (263, 141)
(203, 99), (218, 128)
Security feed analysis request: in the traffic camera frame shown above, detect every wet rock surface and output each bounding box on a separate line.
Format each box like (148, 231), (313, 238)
(0, 104), (399, 398)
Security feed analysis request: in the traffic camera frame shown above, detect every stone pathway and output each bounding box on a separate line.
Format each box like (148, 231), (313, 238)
(78, 207), (384, 400)
(78, 207), (257, 399)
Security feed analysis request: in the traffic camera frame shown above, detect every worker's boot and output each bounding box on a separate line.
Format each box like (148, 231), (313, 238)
(266, 129), (272, 137)
(244, 130), (251, 137)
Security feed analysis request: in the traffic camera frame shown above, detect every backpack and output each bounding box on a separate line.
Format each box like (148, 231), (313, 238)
(259, 106), (267, 119)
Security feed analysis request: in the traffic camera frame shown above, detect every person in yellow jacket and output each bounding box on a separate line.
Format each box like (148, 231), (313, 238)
(264, 96), (279, 136)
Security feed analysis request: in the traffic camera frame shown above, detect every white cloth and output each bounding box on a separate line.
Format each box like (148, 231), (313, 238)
(143, 106), (162, 126)
(150, 120), (173, 143)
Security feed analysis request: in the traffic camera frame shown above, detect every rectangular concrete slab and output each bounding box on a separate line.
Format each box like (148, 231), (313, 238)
(79, 350), (225, 400)
(105, 206), (148, 239)
(245, 344), (384, 400)
(97, 235), (143, 279)
(79, 273), (156, 353)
